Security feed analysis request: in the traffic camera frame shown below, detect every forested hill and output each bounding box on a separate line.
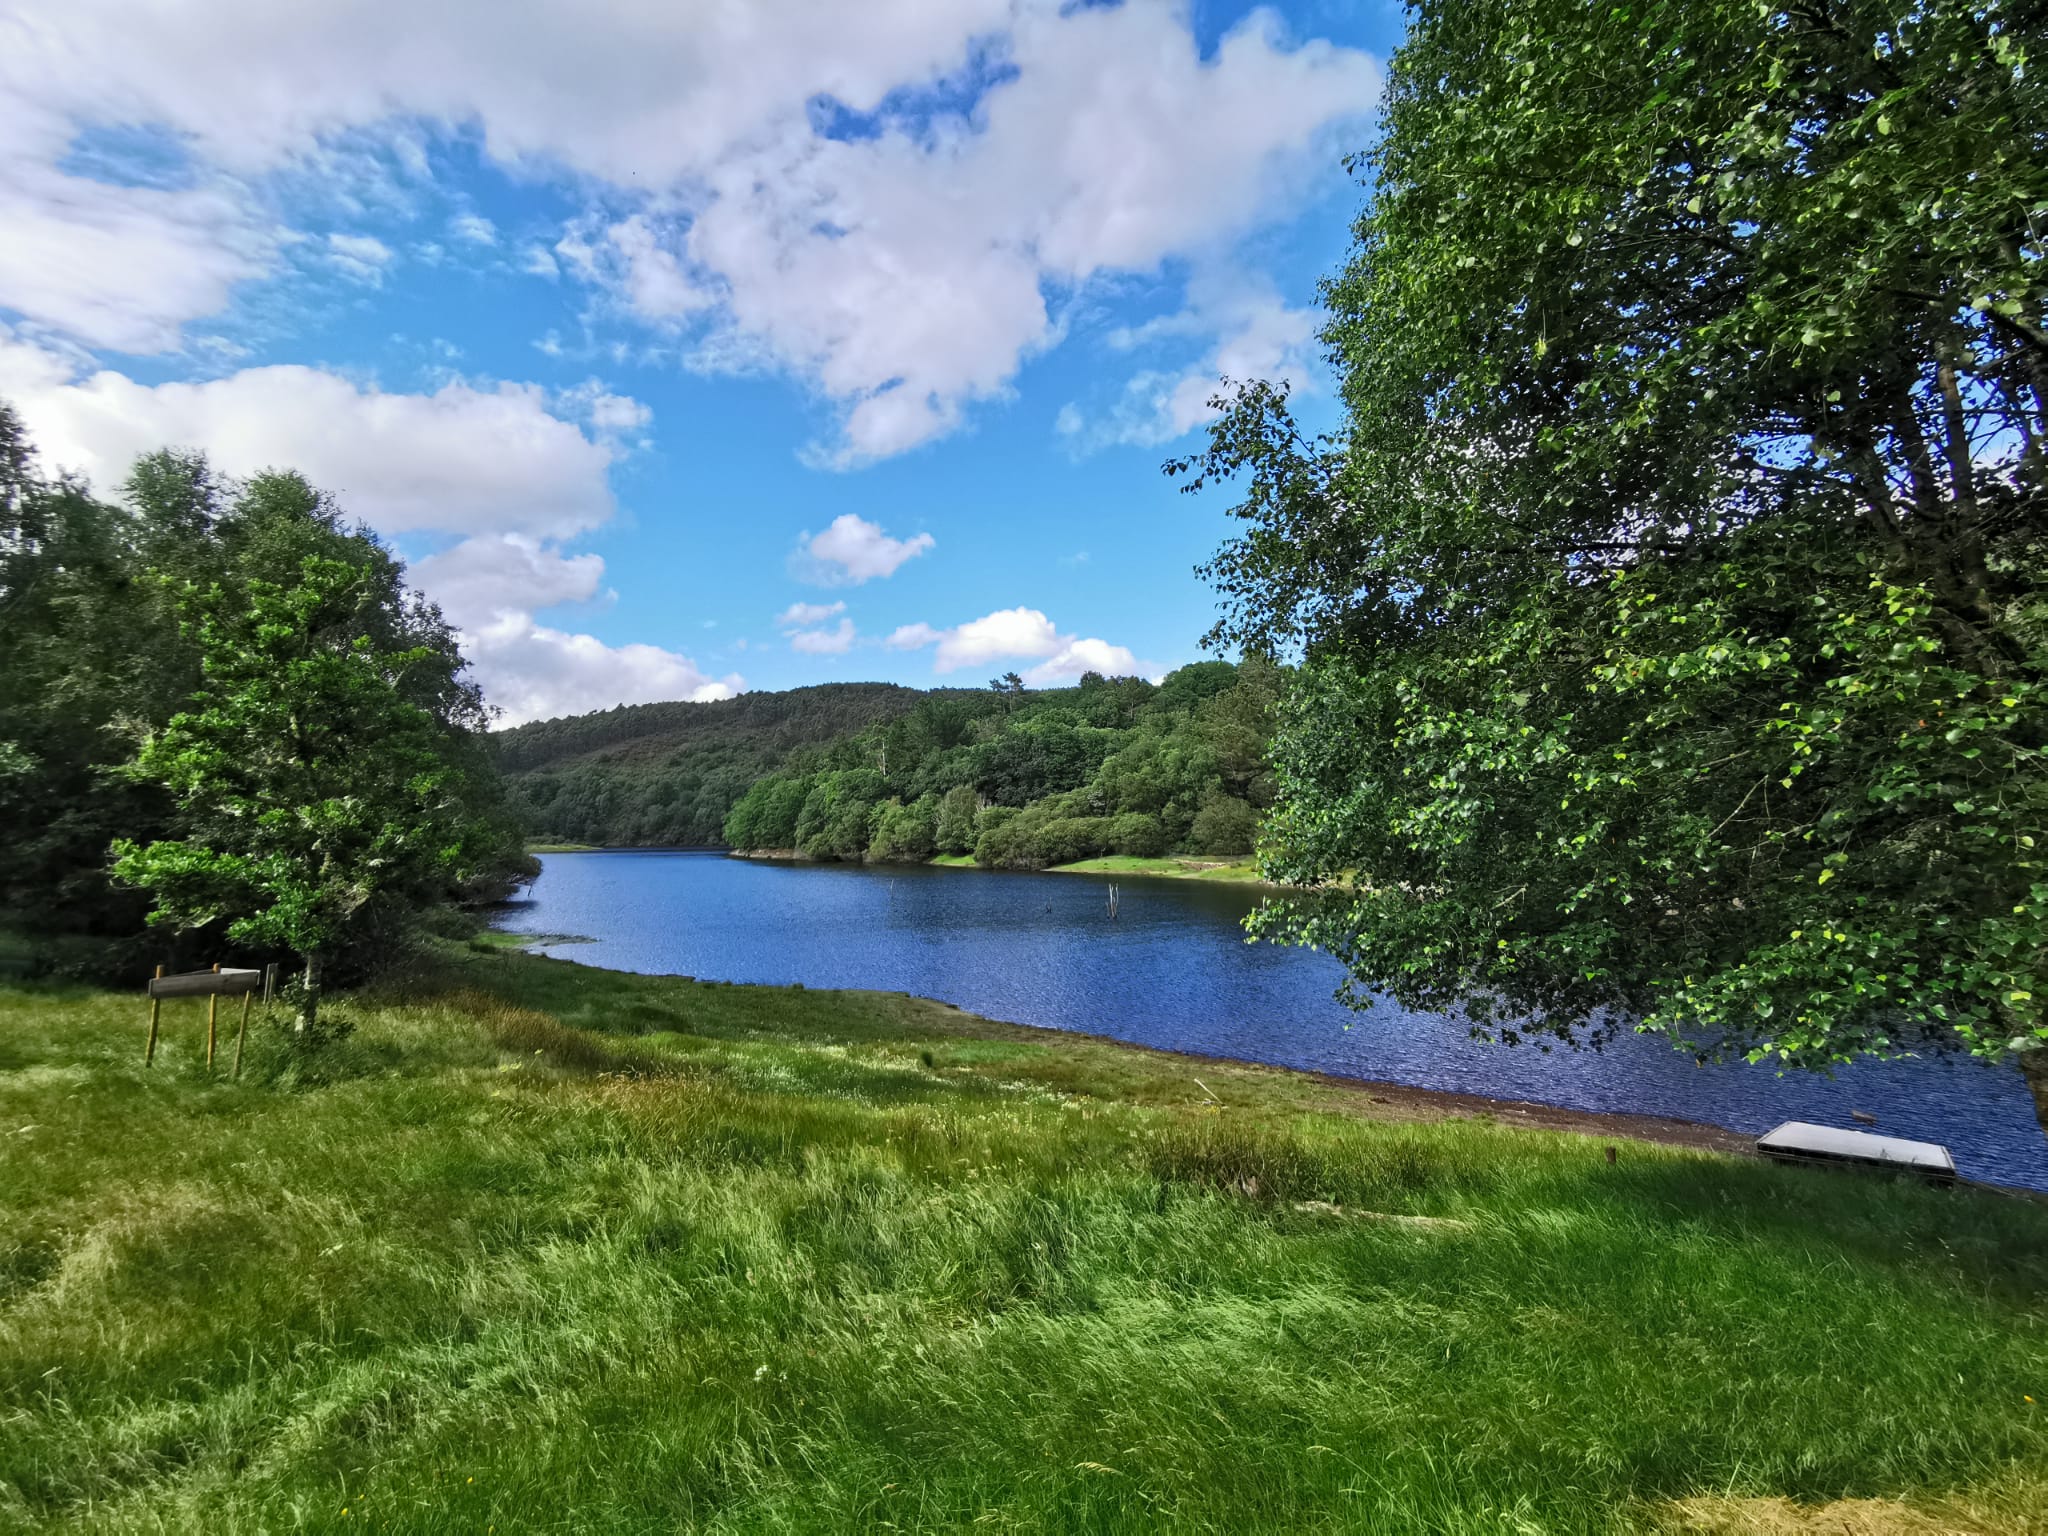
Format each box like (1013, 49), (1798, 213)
(496, 661), (1281, 861)
(492, 682), (964, 847)
(723, 659), (1279, 867)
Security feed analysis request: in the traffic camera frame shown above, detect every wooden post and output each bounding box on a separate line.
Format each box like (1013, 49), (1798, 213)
(145, 964), (164, 1065)
(263, 962), (278, 1004)
(234, 991), (252, 1079)
(206, 963), (220, 1070)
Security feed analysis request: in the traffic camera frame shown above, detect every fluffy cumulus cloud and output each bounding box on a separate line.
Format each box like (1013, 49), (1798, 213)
(889, 605), (1142, 682)
(675, 3), (1378, 463)
(0, 331), (617, 538)
(411, 535), (606, 629)
(413, 534), (742, 722)
(791, 513), (935, 586)
(0, 0), (1012, 351)
(0, 0), (1377, 460)
(460, 615), (743, 725)
(0, 327), (735, 725)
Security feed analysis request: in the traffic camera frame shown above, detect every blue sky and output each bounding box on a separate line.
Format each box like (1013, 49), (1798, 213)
(0, 0), (1402, 723)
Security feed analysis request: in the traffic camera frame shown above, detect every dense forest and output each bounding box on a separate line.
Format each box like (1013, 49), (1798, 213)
(494, 683), (960, 847)
(497, 661), (1282, 865)
(721, 660), (1280, 867)
(0, 405), (531, 992)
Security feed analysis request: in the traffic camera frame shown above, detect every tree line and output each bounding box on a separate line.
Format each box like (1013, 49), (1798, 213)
(0, 406), (531, 1022)
(721, 660), (1279, 867)
(495, 683), (946, 847)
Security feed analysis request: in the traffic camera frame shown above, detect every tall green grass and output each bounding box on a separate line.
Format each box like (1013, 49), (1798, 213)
(1, 948), (2044, 1532)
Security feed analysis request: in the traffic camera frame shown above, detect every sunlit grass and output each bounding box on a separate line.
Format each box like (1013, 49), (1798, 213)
(918, 853), (1265, 883)
(2, 949), (2044, 1532)
(1050, 854), (1264, 883)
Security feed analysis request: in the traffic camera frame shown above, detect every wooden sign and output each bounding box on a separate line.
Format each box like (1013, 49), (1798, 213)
(144, 964), (262, 1075)
(147, 967), (263, 999)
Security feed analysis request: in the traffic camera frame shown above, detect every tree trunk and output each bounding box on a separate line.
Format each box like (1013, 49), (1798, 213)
(2022, 1050), (2048, 1145)
(294, 951), (323, 1037)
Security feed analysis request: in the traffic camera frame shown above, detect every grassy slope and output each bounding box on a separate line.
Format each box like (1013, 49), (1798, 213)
(873, 853), (1264, 884)
(2, 950), (2045, 1533)
(1048, 855), (1263, 883)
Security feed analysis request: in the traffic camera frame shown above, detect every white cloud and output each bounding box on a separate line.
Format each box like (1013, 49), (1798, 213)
(0, 127), (277, 352)
(1, 0), (1017, 185)
(788, 617), (857, 655)
(928, 607), (1062, 671)
(411, 535), (606, 629)
(0, 0), (1376, 450)
(1023, 636), (1139, 685)
(520, 245), (562, 280)
(413, 535), (742, 727)
(885, 604), (1141, 680)
(1059, 275), (1321, 449)
(1, 332), (620, 539)
(603, 213), (716, 324)
(449, 213), (497, 245)
(462, 613), (743, 726)
(791, 512), (934, 586)
(671, 2), (1377, 461)
(554, 377), (653, 439)
(326, 230), (394, 284)
(776, 599), (846, 627)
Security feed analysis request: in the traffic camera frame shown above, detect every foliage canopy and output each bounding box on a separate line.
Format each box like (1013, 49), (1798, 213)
(722, 662), (1280, 868)
(1183, 0), (2047, 1067)
(0, 406), (529, 987)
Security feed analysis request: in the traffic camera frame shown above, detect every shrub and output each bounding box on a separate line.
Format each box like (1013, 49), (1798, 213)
(1109, 812), (1169, 858)
(869, 796), (939, 863)
(1189, 793), (1258, 856)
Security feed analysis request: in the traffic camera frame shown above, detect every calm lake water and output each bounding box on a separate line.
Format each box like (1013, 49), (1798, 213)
(498, 850), (2048, 1191)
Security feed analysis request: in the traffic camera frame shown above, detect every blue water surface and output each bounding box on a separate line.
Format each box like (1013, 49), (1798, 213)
(497, 851), (2048, 1191)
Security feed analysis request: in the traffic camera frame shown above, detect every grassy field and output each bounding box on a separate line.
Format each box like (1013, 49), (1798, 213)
(919, 853), (1263, 883)
(2, 948), (2045, 1533)
(524, 841), (601, 854)
(1048, 855), (1264, 883)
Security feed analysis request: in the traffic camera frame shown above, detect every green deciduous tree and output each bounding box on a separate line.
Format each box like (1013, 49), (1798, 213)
(935, 784), (981, 855)
(869, 795), (940, 863)
(113, 509), (519, 1031)
(1183, 0), (2046, 1068)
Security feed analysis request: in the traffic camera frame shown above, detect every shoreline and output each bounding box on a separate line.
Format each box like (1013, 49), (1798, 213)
(951, 996), (1761, 1157)
(506, 942), (2048, 1192)
(721, 846), (1273, 885)
(501, 931), (1760, 1162)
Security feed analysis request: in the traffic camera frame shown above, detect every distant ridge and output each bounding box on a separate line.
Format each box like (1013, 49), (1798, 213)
(491, 682), (976, 847)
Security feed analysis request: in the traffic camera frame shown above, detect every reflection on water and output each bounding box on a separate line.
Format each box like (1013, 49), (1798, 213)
(497, 851), (2048, 1190)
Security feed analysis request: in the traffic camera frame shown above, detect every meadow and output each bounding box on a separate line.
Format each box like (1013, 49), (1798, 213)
(2, 944), (2044, 1533)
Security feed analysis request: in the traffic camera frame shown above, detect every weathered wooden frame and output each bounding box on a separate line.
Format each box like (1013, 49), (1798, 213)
(144, 964), (270, 1075)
